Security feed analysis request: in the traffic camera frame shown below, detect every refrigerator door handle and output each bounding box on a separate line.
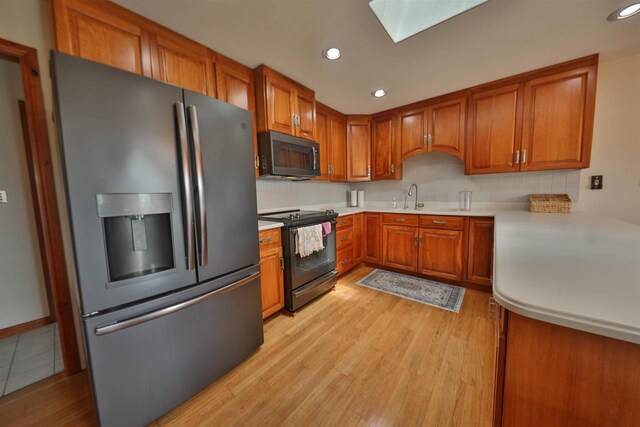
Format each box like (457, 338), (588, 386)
(94, 272), (260, 336)
(176, 102), (196, 271)
(188, 105), (208, 267)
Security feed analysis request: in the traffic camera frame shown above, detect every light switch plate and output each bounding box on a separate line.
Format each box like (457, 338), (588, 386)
(0, 190), (7, 203)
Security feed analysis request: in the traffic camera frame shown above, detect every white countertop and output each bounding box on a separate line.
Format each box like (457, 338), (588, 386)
(492, 211), (640, 344)
(258, 220), (283, 231)
(319, 206), (640, 343)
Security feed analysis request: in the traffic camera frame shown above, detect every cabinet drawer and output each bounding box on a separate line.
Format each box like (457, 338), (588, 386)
(419, 215), (464, 230)
(382, 213), (419, 227)
(337, 246), (354, 275)
(258, 228), (282, 252)
(336, 228), (353, 250)
(336, 215), (353, 230)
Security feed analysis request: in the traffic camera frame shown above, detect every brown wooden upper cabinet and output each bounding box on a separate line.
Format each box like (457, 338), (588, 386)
(467, 57), (597, 174)
(316, 103), (347, 182)
(346, 115), (371, 182)
(52, 0), (153, 77)
(254, 65), (316, 141)
(372, 111), (399, 180)
(466, 84), (524, 174)
(150, 33), (215, 96)
(398, 95), (466, 162)
(520, 66), (596, 171)
(213, 53), (259, 175)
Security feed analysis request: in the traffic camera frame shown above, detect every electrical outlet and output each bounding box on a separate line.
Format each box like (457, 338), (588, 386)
(0, 190), (7, 204)
(591, 175), (603, 190)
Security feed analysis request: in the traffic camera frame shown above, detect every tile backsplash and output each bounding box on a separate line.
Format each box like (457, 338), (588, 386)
(256, 179), (350, 212)
(255, 153), (581, 211)
(353, 153), (581, 205)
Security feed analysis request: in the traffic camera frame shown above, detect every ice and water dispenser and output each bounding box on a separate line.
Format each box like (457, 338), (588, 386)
(97, 193), (175, 283)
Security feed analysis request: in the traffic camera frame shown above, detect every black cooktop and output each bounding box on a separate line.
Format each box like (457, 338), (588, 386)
(259, 209), (337, 226)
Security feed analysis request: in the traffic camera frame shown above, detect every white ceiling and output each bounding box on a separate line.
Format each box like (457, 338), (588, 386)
(114, 0), (640, 114)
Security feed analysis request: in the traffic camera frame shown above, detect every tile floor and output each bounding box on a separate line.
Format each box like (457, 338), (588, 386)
(0, 323), (63, 396)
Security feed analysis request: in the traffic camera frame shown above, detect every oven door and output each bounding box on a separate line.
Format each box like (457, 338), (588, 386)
(287, 221), (336, 290)
(259, 131), (320, 178)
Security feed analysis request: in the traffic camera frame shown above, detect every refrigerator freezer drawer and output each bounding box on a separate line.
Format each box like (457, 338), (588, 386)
(83, 269), (263, 427)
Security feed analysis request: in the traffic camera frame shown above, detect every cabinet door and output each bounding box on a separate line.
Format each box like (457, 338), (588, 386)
(295, 86), (316, 140)
(264, 72), (296, 135)
(346, 116), (371, 182)
(213, 54), (259, 176)
(150, 34), (214, 96)
(398, 107), (427, 161)
(353, 213), (363, 264)
(330, 115), (347, 182)
(363, 213), (382, 264)
(520, 66), (595, 171)
(53, 0), (152, 77)
(372, 113), (397, 180)
(418, 229), (463, 281)
(466, 218), (494, 287)
(383, 225), (418, 272)
(259, 246), (284, 319)
(466, 84), (523, 174)
(314, 107), (331, 180)
(428, 97), (466, 159)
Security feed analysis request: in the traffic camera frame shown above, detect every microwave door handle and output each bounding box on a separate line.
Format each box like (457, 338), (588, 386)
(175, 102), (196, 270)
(312, 147), (318, 171)
(188, 105), (208, 267)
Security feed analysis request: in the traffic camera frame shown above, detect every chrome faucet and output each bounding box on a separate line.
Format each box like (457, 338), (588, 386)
(403, 183), (423, 210)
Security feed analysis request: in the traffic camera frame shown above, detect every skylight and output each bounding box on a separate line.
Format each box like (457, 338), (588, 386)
(369, 0), (489, 43)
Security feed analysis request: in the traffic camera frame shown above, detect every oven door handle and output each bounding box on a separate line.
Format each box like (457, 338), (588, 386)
(292, 270), (338, 297)
(94, 272), (260, 336)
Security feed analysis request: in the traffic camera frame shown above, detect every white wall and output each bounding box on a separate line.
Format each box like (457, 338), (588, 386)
(354, 153), (581, 208)
(579, 54), (640, 224)
(0, 59), (50, 329)
(0, 0), (85, 363)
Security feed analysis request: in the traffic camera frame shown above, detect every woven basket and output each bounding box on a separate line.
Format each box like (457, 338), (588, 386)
(529, 194), (572, 213)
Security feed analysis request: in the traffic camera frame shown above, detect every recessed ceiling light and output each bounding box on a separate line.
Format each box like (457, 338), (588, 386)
(372, 89), (387, 98)
(322, 47), (341, 60)
(608, 2), (640, 20)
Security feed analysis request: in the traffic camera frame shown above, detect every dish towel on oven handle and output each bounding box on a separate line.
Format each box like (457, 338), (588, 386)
(295, 224), (325, 257)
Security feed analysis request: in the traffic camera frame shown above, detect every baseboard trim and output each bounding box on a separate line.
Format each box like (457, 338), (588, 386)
(0, 316), (54, 340)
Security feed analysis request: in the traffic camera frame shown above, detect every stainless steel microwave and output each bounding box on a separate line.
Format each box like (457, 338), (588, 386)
(258, 131), (320, 179)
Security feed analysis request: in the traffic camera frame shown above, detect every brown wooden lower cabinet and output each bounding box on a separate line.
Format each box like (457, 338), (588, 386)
(382, 225), (419, 272)
(379, 214), (482, 287)
(466, 217), (494, 287)
(417, 228), (463, 281)
(494, 309), (640, 426)
(258, 229), (284, 319)
(336, 213), (360, 276)
(363, 213), (382, 263)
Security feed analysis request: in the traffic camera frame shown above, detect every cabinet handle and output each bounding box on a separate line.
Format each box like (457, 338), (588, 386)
(414, 234), (419, 246)
(340, 220), (348, 225)
(280, 256), (284, 271)
(427, 134), (432, 146)
(394, 218), (406, 222)
(259, 237), (272, 244)
(515, 150), (520, 164)
(419, 234), (423, 246)
(292, 114), (296, 128)
(521, 149), (527, 164)
(340, 237), (348, 241)
(254, 155), (260, 169)
(390, 163), (395, 174)
(432, 220), (446, 225)
(423, 134), (428, 147)
(367, 165), (371, 177)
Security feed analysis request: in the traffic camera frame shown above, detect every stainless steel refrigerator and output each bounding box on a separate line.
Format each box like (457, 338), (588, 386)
(52, 52), (263, 426)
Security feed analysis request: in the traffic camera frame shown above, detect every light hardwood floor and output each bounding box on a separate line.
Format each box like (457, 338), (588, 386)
(0, 265), (495, 426)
